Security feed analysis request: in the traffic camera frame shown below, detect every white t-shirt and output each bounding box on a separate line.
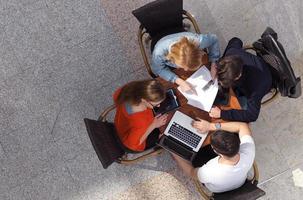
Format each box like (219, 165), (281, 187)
(197, 135), (255, 193)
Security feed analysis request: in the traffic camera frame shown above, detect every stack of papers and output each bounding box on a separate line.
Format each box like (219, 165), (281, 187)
(178, 66), (218, 112)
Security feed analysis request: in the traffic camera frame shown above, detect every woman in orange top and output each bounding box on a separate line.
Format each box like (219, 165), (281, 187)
(113, 80), (168, 152)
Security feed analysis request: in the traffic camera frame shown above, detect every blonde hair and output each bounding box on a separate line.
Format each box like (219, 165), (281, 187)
(117, 80), (166, 105)
(166, 37), (203, 70)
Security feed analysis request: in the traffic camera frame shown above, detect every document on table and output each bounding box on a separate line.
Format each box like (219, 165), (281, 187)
(178, 66), (218, 112)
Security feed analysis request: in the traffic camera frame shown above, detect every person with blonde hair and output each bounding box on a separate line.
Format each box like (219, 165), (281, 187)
(151, 32), (220, 93)
(113, 79), (168, 151)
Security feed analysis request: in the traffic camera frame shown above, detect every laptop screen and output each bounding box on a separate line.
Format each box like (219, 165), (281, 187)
(153, 88), (180, 116)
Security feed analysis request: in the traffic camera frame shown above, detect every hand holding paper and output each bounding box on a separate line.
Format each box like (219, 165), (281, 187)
(178, 66), (218, 112)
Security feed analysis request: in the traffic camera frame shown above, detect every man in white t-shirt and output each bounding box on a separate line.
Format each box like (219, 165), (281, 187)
(172, 120), (255, 193)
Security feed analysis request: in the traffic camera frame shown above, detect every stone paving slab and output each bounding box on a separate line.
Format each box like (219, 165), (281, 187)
(0, 27), (22, 81)
(111, 172), (192, 200)
(0, 0), (303, 200)
(259, 162), (303, 200)
(250, 115), (290, 183)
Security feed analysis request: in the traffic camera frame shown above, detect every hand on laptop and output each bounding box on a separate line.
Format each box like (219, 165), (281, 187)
(192, 118), (210, 133)
(152, 114), (168, 128)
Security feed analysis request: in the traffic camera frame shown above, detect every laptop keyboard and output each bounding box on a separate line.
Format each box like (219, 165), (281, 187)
(169, 122), (202, 148)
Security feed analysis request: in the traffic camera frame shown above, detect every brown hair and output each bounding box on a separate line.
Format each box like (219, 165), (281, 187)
(211, 130), (240, 157)
(166, 37), (203, 70)
(117, 80), (166, 105)
(217, 55), (243, 88)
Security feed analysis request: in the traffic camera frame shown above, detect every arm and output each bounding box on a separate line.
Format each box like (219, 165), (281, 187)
(137, 114), (168, 145)
(151, 53), (178, 83)
(138, 122), (157, 145)
(125, 126), (156, 151)
(221, 95), (261, 122)
(151, 54), (196, 92)
(210, 122), (251, 138)
(171, 153), (198, 180)
(193, 120), (251, 138)
(199, 33), (220, 63)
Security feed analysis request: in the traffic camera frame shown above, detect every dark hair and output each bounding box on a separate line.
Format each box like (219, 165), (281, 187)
(117, 79), (166, 105)
(217, 55), (243, 88)
(210, 130), (240, 157)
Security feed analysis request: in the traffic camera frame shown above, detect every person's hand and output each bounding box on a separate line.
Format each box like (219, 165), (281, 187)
(152, 114), (168, 128)
(192, 118), (210, 133)
(210, 62), (217, 80)
(176, 78), (197, 94)
(209, 106), (221, 118)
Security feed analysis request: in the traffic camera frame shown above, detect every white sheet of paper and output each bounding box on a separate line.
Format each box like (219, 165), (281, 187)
(292, 168), (303, 187)
(178, 66), (218, 112)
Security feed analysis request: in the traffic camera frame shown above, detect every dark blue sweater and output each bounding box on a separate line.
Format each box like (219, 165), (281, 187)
(220, 38), (272, 122)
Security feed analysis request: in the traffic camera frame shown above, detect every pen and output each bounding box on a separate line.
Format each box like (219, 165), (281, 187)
(202, 79), (214, 91)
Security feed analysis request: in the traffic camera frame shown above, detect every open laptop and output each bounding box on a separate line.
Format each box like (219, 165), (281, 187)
(158, 111), (208, 161)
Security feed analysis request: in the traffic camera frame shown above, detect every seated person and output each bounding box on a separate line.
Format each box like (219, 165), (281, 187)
(151, 32), (220, 93)
(210, 37), (272, 122)
(172, 120), (255, 193)
(113, 79), (168, 152)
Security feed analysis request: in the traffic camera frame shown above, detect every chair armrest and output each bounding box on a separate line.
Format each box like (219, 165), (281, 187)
(98, 104), (116, 122)
(182, 10), (201, 34)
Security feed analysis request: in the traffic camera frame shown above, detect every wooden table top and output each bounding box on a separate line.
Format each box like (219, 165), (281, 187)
(157, 64), (241, 146)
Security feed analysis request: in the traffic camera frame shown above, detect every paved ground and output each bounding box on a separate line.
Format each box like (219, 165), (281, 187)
(0, 0), (303, 199)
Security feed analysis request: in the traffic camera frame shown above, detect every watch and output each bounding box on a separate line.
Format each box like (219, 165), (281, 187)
(215, 122), (221, 130)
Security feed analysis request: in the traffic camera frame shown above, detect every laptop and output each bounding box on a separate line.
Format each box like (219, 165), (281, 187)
(158, 111), (208, 161)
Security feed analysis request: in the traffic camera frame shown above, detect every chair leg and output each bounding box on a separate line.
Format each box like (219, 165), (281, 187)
(194, 179), (213, 200)
(252, 161), (260, 184)
(117, 148), (164, 165)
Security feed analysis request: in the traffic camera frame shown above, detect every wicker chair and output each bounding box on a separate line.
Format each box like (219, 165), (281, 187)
(84, 105), (163, 169)
(132, 0), (201, 78)
(243, 44), (279, 106)
(243, 27), (301, 105)
(194, 161), (265, 200)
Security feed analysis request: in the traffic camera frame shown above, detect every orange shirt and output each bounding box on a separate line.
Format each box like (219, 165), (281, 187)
(113, 89), (154, 151)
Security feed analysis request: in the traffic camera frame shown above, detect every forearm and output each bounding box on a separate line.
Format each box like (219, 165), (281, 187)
(175, 77), (185, 86)
(151, 58), (178, 82)
(220, 99), (260, 122)
(221, 109), (258, 122)
(209, 121), (247, 133)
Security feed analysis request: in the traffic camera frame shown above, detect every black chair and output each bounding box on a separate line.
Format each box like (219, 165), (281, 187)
(132, 0), (201, 78)
(244, 27), (301, 105)
(84, 105), (163, 169)
(194, 161), (266, 200)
